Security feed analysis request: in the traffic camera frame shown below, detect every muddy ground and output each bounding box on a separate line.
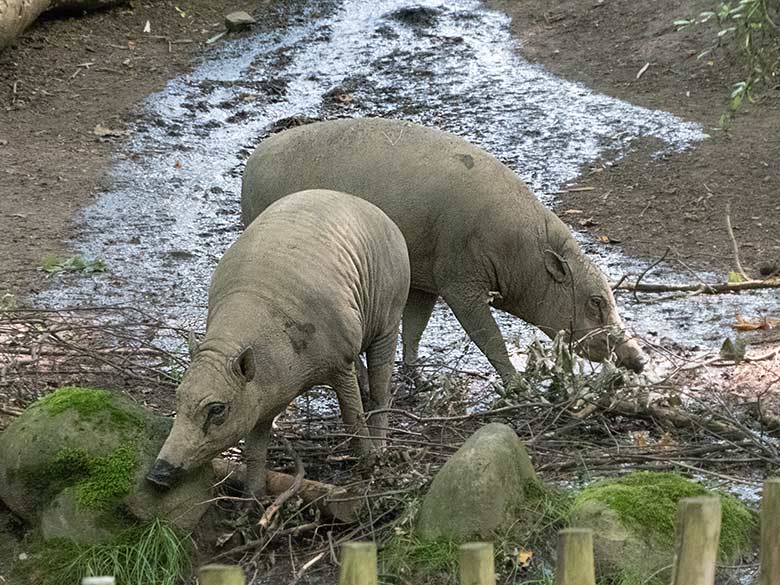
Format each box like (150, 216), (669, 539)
(491, 0), (780, 277)
(1, 0), (778, 302)
(0, 0), (267, 299)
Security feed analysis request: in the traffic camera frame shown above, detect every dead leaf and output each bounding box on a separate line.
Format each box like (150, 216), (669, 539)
(516, 549), (533, 568)
(174, 160), (183, 169)
(636, 62), (650, 80)
(598, 235), (610, 243)
(143, 20), (151, 33)
(578, 217), (596, 227)
(93, 124), (129, 138)
(127, 40), (137, 50)
(733, 314), (780, 331)
(657, 432), (675, 450)
(632, 431), (648, 448)
(562, 208), (584, 215)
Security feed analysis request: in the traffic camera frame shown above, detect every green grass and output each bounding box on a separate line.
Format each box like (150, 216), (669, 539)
(36, 518), (192, 585)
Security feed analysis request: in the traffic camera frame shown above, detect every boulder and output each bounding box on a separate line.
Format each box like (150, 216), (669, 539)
(570, 472), (758, 582)
(0, 387), (212, 541)
(416, 423), (540, 540)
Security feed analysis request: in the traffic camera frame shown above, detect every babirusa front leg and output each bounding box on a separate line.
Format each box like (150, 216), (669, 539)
(332, 365), (375, 457)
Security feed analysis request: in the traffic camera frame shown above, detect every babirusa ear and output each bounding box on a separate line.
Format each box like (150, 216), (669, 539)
(232, 347), (256, 382)
(544, 249), (569, 283)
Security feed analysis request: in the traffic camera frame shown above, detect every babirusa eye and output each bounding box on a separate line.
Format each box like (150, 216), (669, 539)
(208, 403), (226, 417)
(204, 402), (228, 431)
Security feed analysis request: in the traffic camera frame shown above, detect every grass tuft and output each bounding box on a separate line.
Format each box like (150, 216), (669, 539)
(37, 518), (191, 585)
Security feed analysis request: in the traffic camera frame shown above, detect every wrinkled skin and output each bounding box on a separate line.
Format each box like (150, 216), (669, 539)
(241, 118), (646, 386)
(147, 190), (409, 495)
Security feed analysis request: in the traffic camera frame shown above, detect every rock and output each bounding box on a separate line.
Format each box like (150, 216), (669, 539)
(416, 423), (540, 540)
(40, 488), (116, 545)
(224, 11), (256, 31)
(570, 472), (757, 582)
(0, 387), (212, 541)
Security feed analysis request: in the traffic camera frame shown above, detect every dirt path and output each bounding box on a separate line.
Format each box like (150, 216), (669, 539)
(491, 0), (780, 279)
(0, 0), (265, 302)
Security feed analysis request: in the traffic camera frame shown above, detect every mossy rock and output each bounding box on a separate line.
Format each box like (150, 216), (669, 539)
(0, 387), (212, 542)
(416, 423), (542, 540)
(570, 471), (758, 582)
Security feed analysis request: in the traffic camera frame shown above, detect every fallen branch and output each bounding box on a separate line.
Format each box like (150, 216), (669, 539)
(615, 279), (780, 294)
(210, 459), (362, 523)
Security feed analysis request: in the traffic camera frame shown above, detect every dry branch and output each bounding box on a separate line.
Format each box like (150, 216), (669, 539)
(210, 459), (362, 523)
(615, 279), (780, 294)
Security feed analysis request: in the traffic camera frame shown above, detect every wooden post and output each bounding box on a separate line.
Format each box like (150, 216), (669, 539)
(339, 541), (378, 585)
(670, 496), (721, 585)
(555, 528), (595, 585)
(458, 542), (495, 585)
(760, 478), (780, 585)
(198, 564), (245, 585)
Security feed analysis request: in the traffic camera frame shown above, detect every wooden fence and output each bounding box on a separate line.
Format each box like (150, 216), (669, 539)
(83, 478), (780, 585)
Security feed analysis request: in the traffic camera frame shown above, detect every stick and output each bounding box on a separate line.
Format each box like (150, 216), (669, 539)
(632, 247), (673, 303)
(289, 551), (326, 585)
(615, 279), (780, 294)
(556, 529), (595, 585)
(210, 459), (362, 522)
(670, 497), (721, 585)
(459, 542), (495, 585)
(725, 203), (750, 281)
(258, 434), (304, 528)
(760, 478), (780, 585)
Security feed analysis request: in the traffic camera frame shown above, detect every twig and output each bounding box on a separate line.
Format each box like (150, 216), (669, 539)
(288, 551), (326, 585)
(258, 434), (305, 528)
(632, 246), (672, 303)
(725, 202), (750, 281)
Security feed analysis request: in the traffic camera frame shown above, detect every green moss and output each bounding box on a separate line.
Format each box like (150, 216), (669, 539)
(34, 387), (144, 432)
(21, 518), (191, 585)
(574, 472), (757, 558)
(19, 445), (138, 511)
(73, 445), (137, 510)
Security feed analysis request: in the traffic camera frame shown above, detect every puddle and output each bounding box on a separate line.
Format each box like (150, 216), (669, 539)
(36, 0), (778, 377)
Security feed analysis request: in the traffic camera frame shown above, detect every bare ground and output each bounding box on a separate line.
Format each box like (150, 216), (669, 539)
(490, 0), (780, 278)
(0, 0), (266, 300)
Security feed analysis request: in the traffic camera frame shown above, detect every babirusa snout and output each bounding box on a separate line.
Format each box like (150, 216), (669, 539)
(614, 338), (647, 373)
(145, 458), (184, 491)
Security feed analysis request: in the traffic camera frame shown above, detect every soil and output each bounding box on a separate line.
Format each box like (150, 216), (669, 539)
(490, 0), (780, 278)
(0, 0), (266, 301)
